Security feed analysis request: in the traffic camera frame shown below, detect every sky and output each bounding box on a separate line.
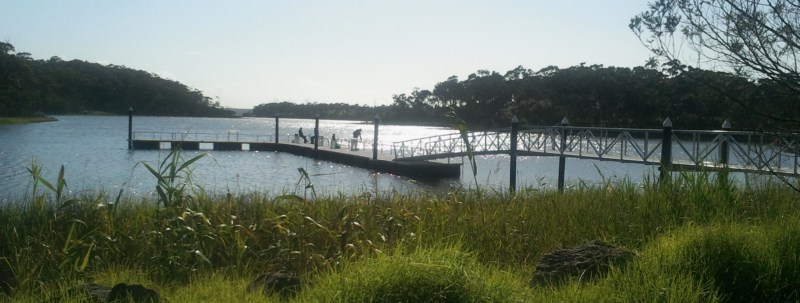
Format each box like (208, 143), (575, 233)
(1, 1), (655, 109)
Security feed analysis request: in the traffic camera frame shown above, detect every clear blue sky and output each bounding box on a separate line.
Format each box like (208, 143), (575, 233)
(1, 1), (654, 109)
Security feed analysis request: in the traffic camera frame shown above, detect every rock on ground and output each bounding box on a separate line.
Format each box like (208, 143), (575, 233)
(247, 272), (302, 299)
(106, 283), (160, 303)
(531, 240), (634, 286)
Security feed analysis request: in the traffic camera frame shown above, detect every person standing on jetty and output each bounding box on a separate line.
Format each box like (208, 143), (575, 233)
(298, 127), (308, 143)
(349, 129), (362, 150)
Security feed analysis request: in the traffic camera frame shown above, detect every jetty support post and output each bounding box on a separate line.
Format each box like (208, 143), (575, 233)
(510, 116), (519, 193)
(314, 114), (320, 151)
(557, 117), (569, 192)
(373, 114), (380, 160)
(718, 120), (732, 187)
(660, 117), (673, 181)
(128, 106), (133, 150)
(275, 113), (279, 144)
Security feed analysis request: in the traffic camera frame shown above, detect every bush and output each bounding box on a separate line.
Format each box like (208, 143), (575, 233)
(602, 220), (800, 302)
(294, 244), (531, 303)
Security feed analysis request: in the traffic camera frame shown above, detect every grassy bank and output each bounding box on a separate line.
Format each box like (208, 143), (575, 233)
(1, 167), (799, 301)
(0, 116), (58, 124)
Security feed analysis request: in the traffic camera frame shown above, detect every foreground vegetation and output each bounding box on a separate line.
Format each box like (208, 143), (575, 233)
(1, 161), (799, 301)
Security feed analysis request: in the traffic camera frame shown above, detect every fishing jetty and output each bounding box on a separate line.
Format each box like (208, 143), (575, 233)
(127, 110), (799, 190)
(127, 113), (462, 179)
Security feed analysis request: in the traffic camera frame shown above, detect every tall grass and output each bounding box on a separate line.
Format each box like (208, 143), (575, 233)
(1, 157), (799, 301)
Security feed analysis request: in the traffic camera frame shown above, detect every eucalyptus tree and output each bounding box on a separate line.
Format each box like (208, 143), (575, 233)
(432, 76), (464, 109)
(0, 42), (37, 116)
(630, 0), (800, 127)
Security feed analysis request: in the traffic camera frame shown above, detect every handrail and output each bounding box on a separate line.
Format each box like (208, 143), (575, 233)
(390, 125), (799, 177)
(133, 131), (273, 143)
(132, 126), (798, 177)
(133, 131), (400, 155)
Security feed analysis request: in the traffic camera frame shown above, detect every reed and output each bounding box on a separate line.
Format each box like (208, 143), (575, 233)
(2, 156), (800, 302)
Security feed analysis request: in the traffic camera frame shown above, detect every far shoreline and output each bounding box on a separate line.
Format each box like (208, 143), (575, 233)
(0, 115), (58, 125)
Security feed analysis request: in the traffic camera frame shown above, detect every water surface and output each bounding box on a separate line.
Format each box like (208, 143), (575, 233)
(0, 115), (656, 202)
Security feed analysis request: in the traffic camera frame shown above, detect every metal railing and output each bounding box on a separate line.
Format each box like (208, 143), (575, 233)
(134, 131), (400, 156)
(391, 125), (799, 177)
(133, 131), (273, 143)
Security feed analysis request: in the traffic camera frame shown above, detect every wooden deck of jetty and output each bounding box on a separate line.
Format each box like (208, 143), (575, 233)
(131, 139), (462, 179)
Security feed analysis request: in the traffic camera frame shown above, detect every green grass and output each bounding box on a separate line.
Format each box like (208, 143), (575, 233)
(294, 243), (531, 302)
(1, 161), (800, 302)
(527, 219), (800, 302)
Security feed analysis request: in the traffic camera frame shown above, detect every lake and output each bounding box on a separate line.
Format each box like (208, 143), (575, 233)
(0, 115), (657, 202)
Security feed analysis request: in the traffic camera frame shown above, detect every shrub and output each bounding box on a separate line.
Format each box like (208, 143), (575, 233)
(603, 220), (800, 302)
(294, 244), (530, 303)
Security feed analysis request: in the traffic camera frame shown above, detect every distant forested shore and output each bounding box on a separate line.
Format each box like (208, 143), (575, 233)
(4, 41), (796, 130)
(0, 42), (233, 118)
(250, 64), (798, 130)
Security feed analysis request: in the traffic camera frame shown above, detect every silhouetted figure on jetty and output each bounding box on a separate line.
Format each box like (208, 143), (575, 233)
(298, 128), (307, 143)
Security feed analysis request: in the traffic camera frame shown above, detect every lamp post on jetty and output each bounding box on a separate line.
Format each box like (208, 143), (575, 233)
(314, 114), (320, 150)
(659, 117), (673, 181)
(373, 115), (380, 160)
(127, 106), (133, 150)
(557, 117), (569, 193)
(274, 113), (279, 144)
(719, 120), (731, 167)
(509, 116), (519, 193)
(718, 120), (732, 187)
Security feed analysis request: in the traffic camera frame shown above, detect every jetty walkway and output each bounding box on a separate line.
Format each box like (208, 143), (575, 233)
(392, 117), (798, 190)
(393, 119), (799, 175)
(128, 127), (461, 180)
(126, 111), (798, 191)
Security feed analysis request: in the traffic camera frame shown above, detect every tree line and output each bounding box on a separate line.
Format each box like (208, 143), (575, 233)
(0, 42), (234, 117)
(251, 64), (796, 130)
(401, 64), (798, 130)
(631, 0), (800, 134)
(4, 39), (795, 131)
(249, 101), (379, 122)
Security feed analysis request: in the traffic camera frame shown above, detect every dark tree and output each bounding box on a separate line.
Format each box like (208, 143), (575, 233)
(0, 42), (234, 118)
(630, 0), (800, 127)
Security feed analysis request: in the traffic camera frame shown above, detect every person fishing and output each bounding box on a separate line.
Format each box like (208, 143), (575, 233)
(298, 127), (308, 143)
(352, 129), (362, 141)
(331, 133), (340, 149)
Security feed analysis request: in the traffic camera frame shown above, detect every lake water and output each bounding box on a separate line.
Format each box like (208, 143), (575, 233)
(0, 115), (658, 202)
